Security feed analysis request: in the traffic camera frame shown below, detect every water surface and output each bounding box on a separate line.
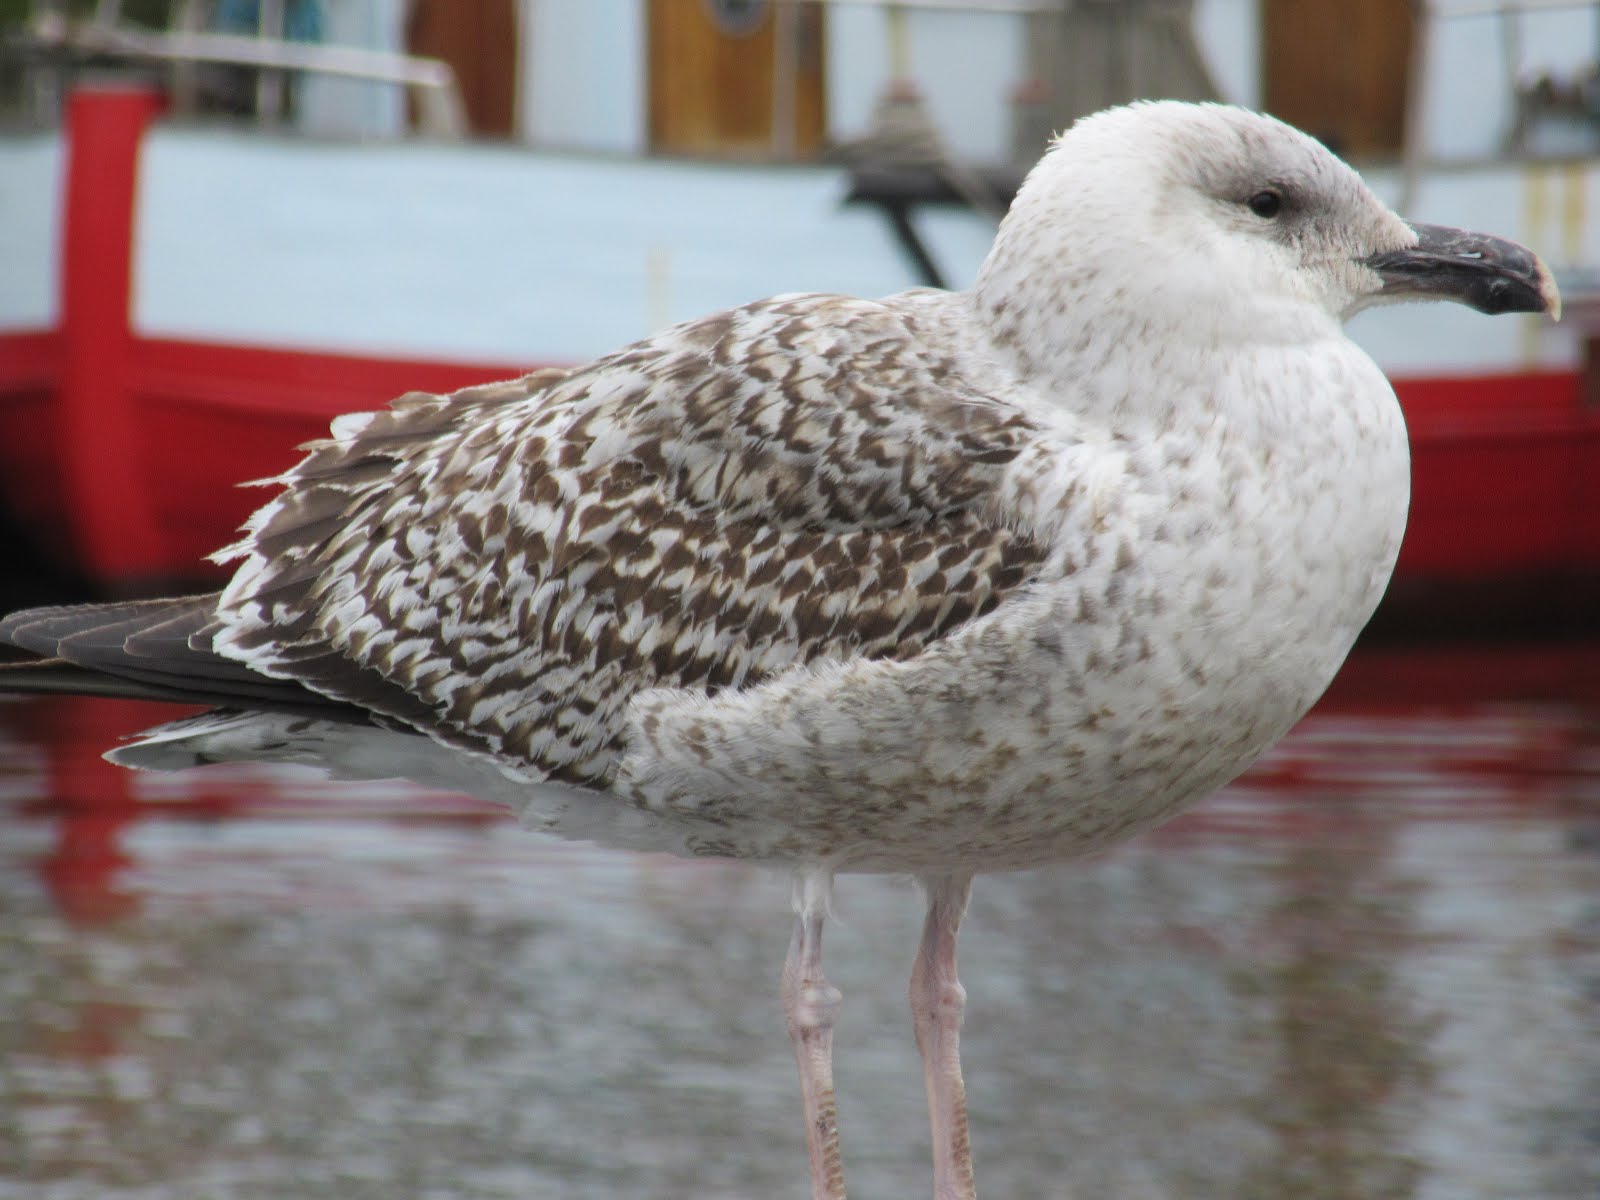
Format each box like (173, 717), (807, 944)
(1, 643), (1597, 1199)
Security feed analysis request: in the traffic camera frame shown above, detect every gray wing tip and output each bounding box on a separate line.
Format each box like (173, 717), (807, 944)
(0, 597), (217, 656)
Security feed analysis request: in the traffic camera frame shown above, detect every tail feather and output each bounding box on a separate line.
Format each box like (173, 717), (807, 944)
(1, 598), (185, 656)
(0, 657), (215, 705)
(0, 595), (367, 722)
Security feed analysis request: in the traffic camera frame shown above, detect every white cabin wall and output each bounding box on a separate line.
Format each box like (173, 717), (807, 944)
(826, 5), (1023, 163)
(296, 0), (407, 139)
(823, 3), (883, 149)
(1423, 7), (1600, 160)
(1194, 0), (1260, 109)
(0, 136), (62, 330)
(520, 0), (645, 153)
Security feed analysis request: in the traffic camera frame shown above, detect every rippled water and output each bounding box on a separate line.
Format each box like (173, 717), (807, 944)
(1, 643), (1597, 1199)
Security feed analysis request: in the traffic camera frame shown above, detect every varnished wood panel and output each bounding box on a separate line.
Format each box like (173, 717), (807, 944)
(407, 0), (518, 137)
(648, 0), (826, 159)
(1264, 0), (1414, 157)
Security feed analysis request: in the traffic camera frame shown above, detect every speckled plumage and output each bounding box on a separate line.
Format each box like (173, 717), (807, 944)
(0, 101), (1559, 1200)
(128, 105), (1420, 876)
(6, 105), (1435, 874)
(209, 296), (1047, 794)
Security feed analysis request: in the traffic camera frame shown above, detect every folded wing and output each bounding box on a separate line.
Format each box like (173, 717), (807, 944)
(5, 294), (1051, 787)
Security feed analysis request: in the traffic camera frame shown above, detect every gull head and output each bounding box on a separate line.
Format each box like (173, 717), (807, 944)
(976, 102), (1559, 356)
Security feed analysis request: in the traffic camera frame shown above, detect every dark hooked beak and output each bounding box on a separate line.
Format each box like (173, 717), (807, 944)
(1361, 222), (1561, 319)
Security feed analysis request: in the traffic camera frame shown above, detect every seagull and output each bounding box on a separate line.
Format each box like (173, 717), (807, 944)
(0, 102), (1558, 1199)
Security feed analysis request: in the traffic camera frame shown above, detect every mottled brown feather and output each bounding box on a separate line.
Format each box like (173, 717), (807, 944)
(212, 295), (1050, 784)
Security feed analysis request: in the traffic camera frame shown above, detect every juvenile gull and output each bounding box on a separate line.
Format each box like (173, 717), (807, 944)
(0, 102), (1558, 1199)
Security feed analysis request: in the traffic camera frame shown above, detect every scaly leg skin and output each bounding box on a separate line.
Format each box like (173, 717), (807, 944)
(911, 872), (977, 1200)
(782, 871), (846, 1200)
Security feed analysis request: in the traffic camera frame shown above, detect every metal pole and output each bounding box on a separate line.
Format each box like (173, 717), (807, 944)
(1400, 0), (1434, 214)
(887, 1), (910, 79)
(772, 0), (800, 158)
(257, 0), (285, 120)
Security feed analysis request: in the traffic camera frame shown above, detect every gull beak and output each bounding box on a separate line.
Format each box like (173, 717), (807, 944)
(1362, 223), (1561, 320)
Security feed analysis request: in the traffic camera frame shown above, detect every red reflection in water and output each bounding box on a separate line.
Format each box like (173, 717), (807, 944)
(9, 696), (156, 924)
(0, 694), (500, 925)
(2, 642), (1598, 920)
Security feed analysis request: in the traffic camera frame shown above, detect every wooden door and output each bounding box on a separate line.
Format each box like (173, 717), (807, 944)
(407, 0), (519, 137)
(1263, 0), (1414, 157)
(648, 0), (826, 159)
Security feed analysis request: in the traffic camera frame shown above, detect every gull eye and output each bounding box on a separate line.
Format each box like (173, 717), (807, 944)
(1247, 189), (1284, 219)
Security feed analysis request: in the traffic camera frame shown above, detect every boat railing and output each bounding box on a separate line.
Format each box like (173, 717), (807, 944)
(7, 1), (467, 137)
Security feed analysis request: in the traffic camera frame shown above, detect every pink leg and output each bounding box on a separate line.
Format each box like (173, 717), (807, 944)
(911, 873), (976, 1200)
(781, 873), (846, 1200)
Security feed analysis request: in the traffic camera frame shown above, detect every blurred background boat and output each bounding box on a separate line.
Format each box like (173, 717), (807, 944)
(0, 0), (1595, 628)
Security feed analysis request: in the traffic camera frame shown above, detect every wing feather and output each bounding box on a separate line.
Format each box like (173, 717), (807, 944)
(0, 597), (365, 717)
(200, 294), (1051, 783)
